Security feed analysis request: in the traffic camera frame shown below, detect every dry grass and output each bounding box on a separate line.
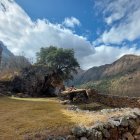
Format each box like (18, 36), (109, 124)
(0, 97), (74, 140)
(62, 109), (127, 127)
(0, 97), (127, 140)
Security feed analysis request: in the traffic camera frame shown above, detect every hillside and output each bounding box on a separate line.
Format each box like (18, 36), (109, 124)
(0, 41), (30, 80)
(72, 55), (140, 97)
(0, 41), (30, 69)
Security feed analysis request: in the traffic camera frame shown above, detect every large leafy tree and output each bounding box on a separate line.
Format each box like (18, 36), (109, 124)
(36, 46), (80, 81)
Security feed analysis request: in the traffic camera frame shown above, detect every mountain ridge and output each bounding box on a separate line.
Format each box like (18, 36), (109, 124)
(72, 54), (140, 85)
(0, 41), (30, 72)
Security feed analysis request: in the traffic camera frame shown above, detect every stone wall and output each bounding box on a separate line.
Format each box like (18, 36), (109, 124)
(62, 108), (140, 140)
(87, 89), (140, 108)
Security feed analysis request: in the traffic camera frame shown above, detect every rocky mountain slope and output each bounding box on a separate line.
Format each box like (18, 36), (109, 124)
(0, 41), (30, 80)
(71, 55), (140, 97)
(73, 55), (140, 85)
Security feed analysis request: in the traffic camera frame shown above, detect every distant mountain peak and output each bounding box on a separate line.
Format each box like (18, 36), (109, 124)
(71, 54), (140, 85)
(0, 41), (14, 58)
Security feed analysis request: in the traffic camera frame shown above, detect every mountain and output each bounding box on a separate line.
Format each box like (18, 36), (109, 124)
(71, 55), (140, 97)
(73, 55), (140, 85)
(0, 41), (30, 72)
(0, 41), (14, 58)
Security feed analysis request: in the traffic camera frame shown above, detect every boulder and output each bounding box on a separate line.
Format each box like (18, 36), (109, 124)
(122, 132), (134, 140)
(71, 126), (87, 137)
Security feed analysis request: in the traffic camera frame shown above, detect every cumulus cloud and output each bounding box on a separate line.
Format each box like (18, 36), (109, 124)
(0, 0), (140, 69)
(94, 0), (140, 45)
(63, 17), (80, 28)
(82, 45), (140, 69)
(0, 0), (94, 68)
(101, 9), (140, 44)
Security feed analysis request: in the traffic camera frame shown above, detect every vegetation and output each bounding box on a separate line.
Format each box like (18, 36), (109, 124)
(36, 46), (79, 81)
(79, 71), (140, 97)
(0, 97), (122, 139)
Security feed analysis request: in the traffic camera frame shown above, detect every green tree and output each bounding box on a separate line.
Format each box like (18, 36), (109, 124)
(36, 46), (80, 81)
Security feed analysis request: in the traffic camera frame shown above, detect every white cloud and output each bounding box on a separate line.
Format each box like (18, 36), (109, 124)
(82, 45), (140, 69)
(94, 0), (140, 45)
(101, 9), (140, 44)
(95, 0), (140, 24)
(0, 0), (94, 68)
(0, 0), (140, 70)
(63, 17), (80, 28)
(105, 12), (124, 25)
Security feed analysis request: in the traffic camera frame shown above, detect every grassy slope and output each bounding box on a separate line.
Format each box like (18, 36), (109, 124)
(80, 71), (140, 97)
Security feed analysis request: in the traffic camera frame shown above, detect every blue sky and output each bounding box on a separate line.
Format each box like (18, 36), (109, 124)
(0, 0), (140, 69)
(15, 0), (99, 41)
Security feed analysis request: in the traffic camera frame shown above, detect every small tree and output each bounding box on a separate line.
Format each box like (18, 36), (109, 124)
(36, 46), (80, 81)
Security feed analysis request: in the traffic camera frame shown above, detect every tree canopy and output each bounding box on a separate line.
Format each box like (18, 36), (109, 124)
(36, 46), (80, 81)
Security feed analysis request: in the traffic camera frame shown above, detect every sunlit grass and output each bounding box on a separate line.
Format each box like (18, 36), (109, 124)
(0, 97), (128, 140)
(0, 97), (74, 139)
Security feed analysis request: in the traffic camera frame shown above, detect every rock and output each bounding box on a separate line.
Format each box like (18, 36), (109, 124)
(109, 128), (119, 140)
(102, 129), (110, 138)
(88, 130), (102, 140)
(86, 128), (92, 137)
(128, 119), (137, 130)
(71, 126), (87, 137)
(60, 100), (71, 105)
(135, 126), (140, 135)
(68, 105), (78, 111)
(92, 122), (104, 131)
(134, 135), (140, 140)
(16, 93), (25, 98)
(122, 132), (134, 140)
(66, 135), (76, 140)
(120, 117), (129, 127)
(107, 119), (120, 128)
(133, 108), (140, 117)
(94, 131), (102, 140)
(80, 137), (88, 140)
(0, 93), (4, 97)
(47, 136), (56, 140)
(56, 136), (66, 140)
(136, 118), (140, 125)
